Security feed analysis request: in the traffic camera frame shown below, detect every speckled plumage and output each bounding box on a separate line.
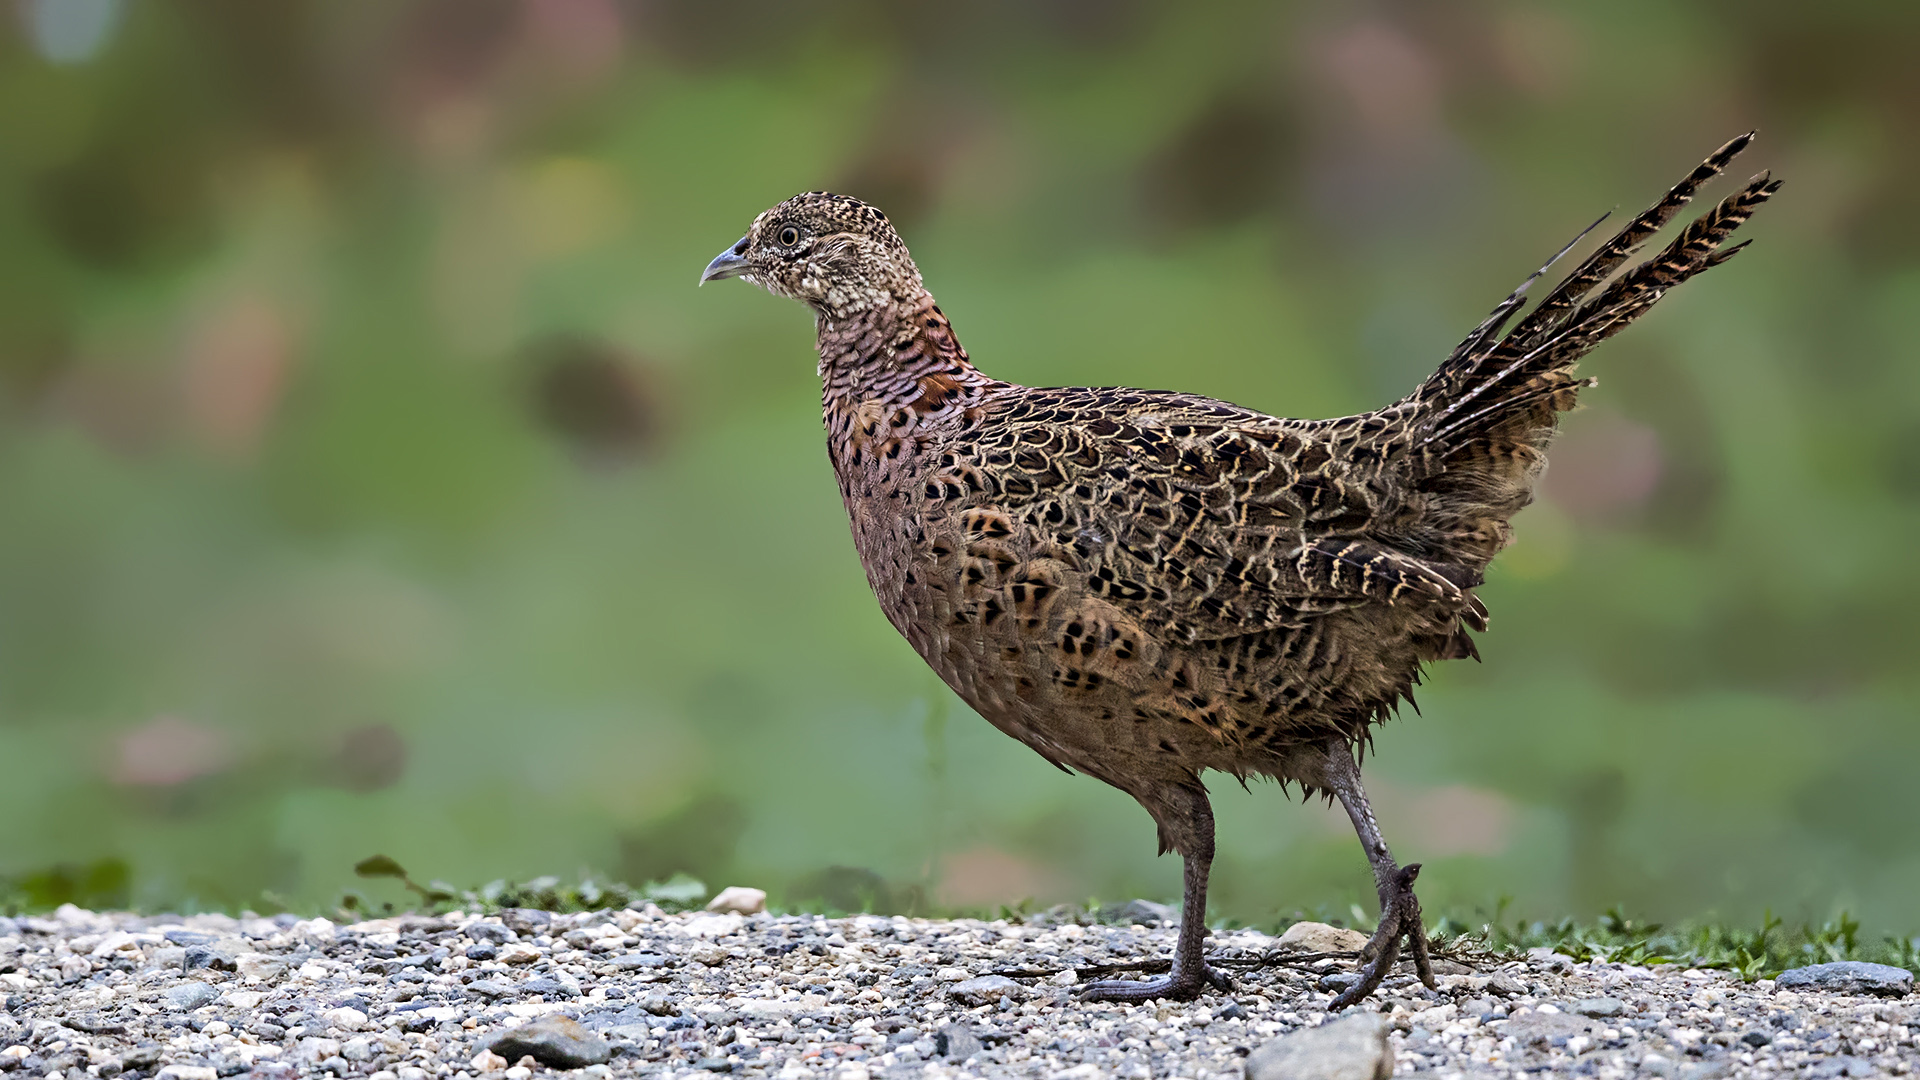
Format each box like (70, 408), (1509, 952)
(702, 134), (1777, 1004)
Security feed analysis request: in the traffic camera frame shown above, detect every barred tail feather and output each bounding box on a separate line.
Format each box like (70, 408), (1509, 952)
(1416, 133), (1776, 449)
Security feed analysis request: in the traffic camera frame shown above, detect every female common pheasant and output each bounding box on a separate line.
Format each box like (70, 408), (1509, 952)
(700, 134), (1776, 1006)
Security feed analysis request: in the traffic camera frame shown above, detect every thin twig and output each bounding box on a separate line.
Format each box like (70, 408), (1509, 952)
(986, 939), (1509, 982)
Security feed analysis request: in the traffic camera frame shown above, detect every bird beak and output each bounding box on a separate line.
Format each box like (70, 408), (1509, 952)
(699, 237), (750, 285)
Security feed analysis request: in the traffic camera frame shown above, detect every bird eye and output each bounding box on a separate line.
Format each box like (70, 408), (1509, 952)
(778, 225), (801, 247)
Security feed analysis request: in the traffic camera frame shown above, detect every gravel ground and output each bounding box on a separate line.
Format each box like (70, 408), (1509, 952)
(1, 902), (1914, 1079)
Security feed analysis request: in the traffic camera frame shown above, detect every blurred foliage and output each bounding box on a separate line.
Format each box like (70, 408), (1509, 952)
(0, 857), (130, 914)
(0, 0), (1918, 938)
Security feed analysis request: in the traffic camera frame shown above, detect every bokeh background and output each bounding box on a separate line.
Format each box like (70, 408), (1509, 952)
(1, 0), (1917, 933)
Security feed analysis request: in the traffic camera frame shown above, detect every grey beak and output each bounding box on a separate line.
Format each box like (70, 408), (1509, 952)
(699, 237), (750, 285)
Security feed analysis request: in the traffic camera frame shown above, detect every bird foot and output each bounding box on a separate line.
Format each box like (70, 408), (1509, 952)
(1077, 963), (1234, 1003)
(1329, 863), (1437, 1009)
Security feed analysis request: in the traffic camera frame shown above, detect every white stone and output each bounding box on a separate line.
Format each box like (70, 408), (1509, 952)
(157, 1067), (218, 1080)
(236, 953), (287, 982)
(90, 931), (137, 956)
(1276, 921), (1370, 954)
(223, 990), (264, 1009)
(470, 1049), (508, 1073)
(326, 1006), (369, 1031)
(342, 1036), (374, 1061)
(498, 943), (542, 965)
(297, 1037), (342, 1062)
(54, 903), (94, 925)
(705, 886), (768, 915)
(936, 967), (970, 982)
(294, 917), (336, 941)
(679, 913), (745, 939)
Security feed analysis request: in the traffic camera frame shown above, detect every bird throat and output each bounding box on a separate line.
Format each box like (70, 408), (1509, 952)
(815, 290), (1002, 463)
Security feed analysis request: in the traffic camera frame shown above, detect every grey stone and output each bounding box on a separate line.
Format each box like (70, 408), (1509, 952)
(1526, 947), (1576, 972)
(1101, 899), (1177, 926)
(162, 981), (218, 1011)
(464, 979), (514, 1000)
(464, 921), (517, 945)
(608, 952), (672, 970)
(500, 909), (551, 935)
(1500, 1009), (1600, 1047)
(1318, 972), (1360, 993)
(1570, 996), (1626, 1017)
(601, 1023), (653, 1044)
(1805, 1055), (1878, 1078)
(147, 947), (187, 970)
(1488, 973), (1530, 996)
(1740, 1029), (1771, 1047)
(946, 975), (1023, 1006)
(932, 1025), (983, 1061)
(487, 1015), (612, 1069)
(1245, 1013), (1393, 1080)
(521, 976), (581, 998)
(1775, 961), (1912, 997)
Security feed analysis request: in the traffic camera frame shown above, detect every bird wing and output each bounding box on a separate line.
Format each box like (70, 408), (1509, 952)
(949, 388), (1473, 644)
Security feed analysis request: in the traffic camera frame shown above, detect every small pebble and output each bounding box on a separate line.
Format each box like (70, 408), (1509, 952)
(162, 981), (218, 1011)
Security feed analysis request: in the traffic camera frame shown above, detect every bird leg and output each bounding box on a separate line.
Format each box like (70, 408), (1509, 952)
(1320, 744), (1438, 1009)
(1079, 785), (1233, 1002)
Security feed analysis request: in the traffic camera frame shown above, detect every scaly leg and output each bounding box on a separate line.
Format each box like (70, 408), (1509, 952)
(1320, 743), (1438, 1009)
(1079, 783), (1234, 1002)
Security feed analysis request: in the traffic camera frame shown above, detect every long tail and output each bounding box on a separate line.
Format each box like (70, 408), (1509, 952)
(1414, 132), (1779, 451)
(1398, 133), (1778, 571)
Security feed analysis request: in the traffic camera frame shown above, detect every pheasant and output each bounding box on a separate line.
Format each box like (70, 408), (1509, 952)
(700, 134), (1776, 1006)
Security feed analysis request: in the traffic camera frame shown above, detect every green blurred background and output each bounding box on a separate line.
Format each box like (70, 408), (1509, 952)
(1, 0), (1917, 932)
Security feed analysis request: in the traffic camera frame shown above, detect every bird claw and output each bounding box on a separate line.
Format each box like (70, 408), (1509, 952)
(1329, 863), (1437, 1009)
(1077, 963), (1234, 1003)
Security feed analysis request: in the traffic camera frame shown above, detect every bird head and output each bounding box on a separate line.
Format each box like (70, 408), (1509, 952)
(699, 192), (922, 319)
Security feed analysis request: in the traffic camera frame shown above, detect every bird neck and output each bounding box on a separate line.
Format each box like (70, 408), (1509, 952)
(815, 289), (1000, 431)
